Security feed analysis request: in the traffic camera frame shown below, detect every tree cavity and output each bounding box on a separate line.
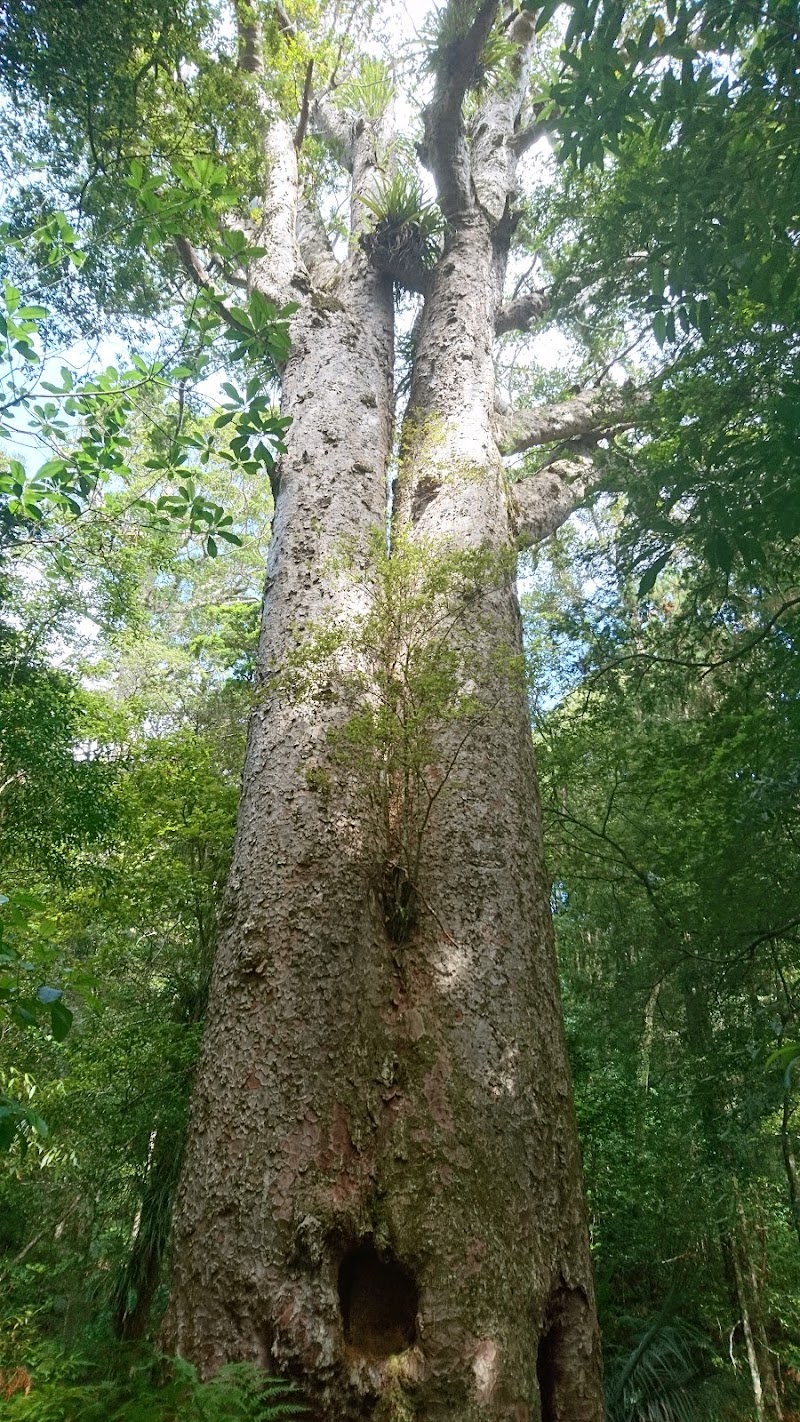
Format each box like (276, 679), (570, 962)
(338, 1239), (418, 1357)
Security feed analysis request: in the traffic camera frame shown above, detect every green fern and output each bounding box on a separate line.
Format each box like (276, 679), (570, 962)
(418, 0), (514, 90)
(359, 173), (431, 227)
(419, 0), (480, 66)
(605, 1314), (706, 1422)
(3, 1353), (308, 1422)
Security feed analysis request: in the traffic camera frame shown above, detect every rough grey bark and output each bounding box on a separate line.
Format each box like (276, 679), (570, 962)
(511, 458), (596, 549)
(165, 263), (397, 1373)
(494, 388), (639, 456)
(391, 210), (601, 1420)
(166, 3), (610, 1417)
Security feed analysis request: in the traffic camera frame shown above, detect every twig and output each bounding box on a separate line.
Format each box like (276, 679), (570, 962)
(173, 236), (254, 338)
(295, 60), (314, 151)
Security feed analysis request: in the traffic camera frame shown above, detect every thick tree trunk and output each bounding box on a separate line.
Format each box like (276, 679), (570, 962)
(389, 216), (601, 1419)
(166, 8), (603, 1418)
(166, 221), (600, 1421)
(165, 264), (398, 1376)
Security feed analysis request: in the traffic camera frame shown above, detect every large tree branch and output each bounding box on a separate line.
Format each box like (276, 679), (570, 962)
(468, 7), (540, 221)
(235, 0), (262, 73)
(235, 0), (294, 75)
(512, 100), (560, 156)
(294, 59), (314, 151)
(273, 0), (297, 40)
(231, 2), (304, 303)
(511, 117), (554, 155)
(420, 0), (501, 217)
(247, 116), (304, 304)
(297, 201), (341, 289)
(495, 288), (549, 335)
(312, 95), (356, 171)
(511, 456), (597, 548)
(495, 385), (642, 454)
(313, 81), (398, 264)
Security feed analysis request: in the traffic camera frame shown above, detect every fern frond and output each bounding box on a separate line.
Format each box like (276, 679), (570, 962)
(606, 1314), (706, 1422)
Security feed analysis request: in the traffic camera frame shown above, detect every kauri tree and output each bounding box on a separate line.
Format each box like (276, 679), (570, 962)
(162, 3), (609, 1419)
(5, 0), (795, 1417)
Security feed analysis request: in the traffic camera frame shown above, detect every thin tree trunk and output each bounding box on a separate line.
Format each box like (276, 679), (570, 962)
(730, 1232), (767, 1422)
(683, 981), (782, 1421)
(638, 982), (660, 1095)
(636, 981), (660, 1145)
(734, 1194), (782, 1421)
(781, 1090), (800, 1251)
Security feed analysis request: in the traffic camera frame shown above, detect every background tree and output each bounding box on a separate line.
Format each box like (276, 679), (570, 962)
(524, 499), (800, 1422)
(0, 416), (272, 1410)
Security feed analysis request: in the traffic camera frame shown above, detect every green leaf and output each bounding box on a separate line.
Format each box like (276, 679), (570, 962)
(36, 985), (63, 1004)
(705, 528), (734, 573)
(533, 0), (561, 29)
(637, 550), (672, 598)
(36, 458), (68, 480)
(766, 1042), (800, 1071)
(649, 264), (666, 300)
(12, 1004), (38, 1028)
(49, 999), (73, 1042)
(695, 298), (711, 341)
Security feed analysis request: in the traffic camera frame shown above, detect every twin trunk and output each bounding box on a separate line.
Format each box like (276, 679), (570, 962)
(165, 220), (602, 1422)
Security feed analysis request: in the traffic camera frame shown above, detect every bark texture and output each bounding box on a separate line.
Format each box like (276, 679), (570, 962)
(166, 5), (609, 1418)
(165, 263), (398, 1377)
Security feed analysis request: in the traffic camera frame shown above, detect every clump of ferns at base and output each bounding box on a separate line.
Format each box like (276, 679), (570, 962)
(1, 1352), (306, 1422)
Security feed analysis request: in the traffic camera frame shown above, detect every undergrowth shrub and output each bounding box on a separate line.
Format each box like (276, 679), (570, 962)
(1, 1350), (305, 1422)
